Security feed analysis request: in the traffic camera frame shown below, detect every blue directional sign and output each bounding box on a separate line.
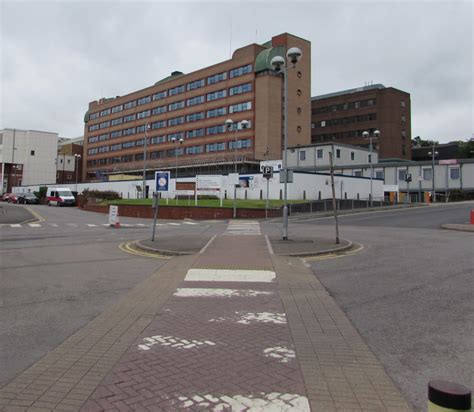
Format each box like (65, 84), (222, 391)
(155, 171), (170, 192)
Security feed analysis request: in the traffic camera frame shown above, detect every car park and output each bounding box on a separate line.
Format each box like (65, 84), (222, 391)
(17, 193), (39, 204)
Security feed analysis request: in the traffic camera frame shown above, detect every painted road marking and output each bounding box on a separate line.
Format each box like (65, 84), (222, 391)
(304, 243), (367, 261)
(183, 221), (198, 225)
(185, 269), (275, 282)
(224, 220), (260, 235)
(87, 224), (97, 227)
(174, 288), (272, 298)
(168, 223), (180, 226)
(136, 223), (146, 226)
(28, 223), (41, 227)
(118, 241), (171, 260)
(10, 224), (22, 228)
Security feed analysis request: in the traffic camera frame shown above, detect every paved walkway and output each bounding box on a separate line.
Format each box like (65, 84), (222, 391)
(0, 221), (411, 411)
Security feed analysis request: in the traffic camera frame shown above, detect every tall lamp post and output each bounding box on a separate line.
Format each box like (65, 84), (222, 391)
(362, 129), (380, 207)
(74, 154), (81, 193)
(225, 118), (249, 218)
(428, 144), (439, 202)
(142, 123), (151, 199)
(171, 136), (184, 204)
(271, 47), (303, 240)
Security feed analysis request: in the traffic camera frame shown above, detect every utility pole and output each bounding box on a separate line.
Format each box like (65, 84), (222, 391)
(329, 151), (339, 244)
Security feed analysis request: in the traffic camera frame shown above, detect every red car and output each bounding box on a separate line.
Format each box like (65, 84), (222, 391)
(1, 193), (17, 203)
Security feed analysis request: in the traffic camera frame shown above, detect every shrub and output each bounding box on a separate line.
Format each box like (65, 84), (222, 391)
(34, 186), (48, 204)
(81, 189), (121, 205)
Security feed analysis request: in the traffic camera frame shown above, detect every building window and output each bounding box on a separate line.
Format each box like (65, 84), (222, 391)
(167, 132), (184, 142)
(88, 136), (99, 143)
(206, 125), (225, 135)
(123, 127), (136, 136)
(89, 112), (99, 120)
(423, 168), (432, 180)
(354, 170), (362, 177)
(186, 145), (204, 154)
(98, 145), (109, 153)
(311, 123), (315, 129)
(229, 101), (252, 113)
(229, 139), (252, 149)
(152, 105), (167, 115)
(99, 121), (110, 129)
(67, 174), (72, 180)
(398, 169), (407, 181)
(401, 115), (406, 123)
(350, 152), (355, 161)
(401, 130), (406, 138)
(124, 101), (136, 110)
(401, 101), (406, 108)
(168, 116), (184, 127)
(168, 101), (185, 111)
(317, 149), (323, 159)
(89, 124), (99, 132)
(207, 89), (227, 101)
(122, 141), (136, 149)
(111, 118), (122, 126)
(186, 95), (205, 107)
(111, 105), (123, 113)
(186, 79), (205, 91)
(299, 150), (306, 161)
(207, 107), (227, 118)
(153, 91), (167, 101)
(151, 121), (166, 129)
(30, 150), (35, 156)
(186, 128), (205, 139)
(207, 72), (227, 85)
(110, 131), (122, 138)
(321, 120), (326, 127)
(169, 85), (185, 96)
(137, 96), (151, 106)
(99, 133), (109, 141)
(336, 149), (341, 159)
(123, 114), (136, 122)
(229, 64), (252, 78)
(229, 83), (252, 96)
(137, 110), (151, 119)
(136, 125), (146, 133)
(100, 108), (110, 116)
(375, 170), (384, 179)
(206, 142), (226, 152)
(449, 167), (460, 180)
(186, 112), (205, 122)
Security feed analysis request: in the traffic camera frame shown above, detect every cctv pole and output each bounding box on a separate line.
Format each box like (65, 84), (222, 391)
(233, 125), (238, 219)
(369, 136), (373, 207)
(282, 66), (289, 240)
(142, 125), (148, 199)
(431, 143), (436, 203)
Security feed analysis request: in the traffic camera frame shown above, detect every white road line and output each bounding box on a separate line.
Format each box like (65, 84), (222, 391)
(67, 223), (78, 227)
(168, 223), (180, 226)
(10, 224), (22, 228)
(87, 224), (97, 227)
(185, 269), (275, 283)
(49, 223), (58, 227)
(183, 221), (198, 225)
(136, 223), (146, 226)
(28, 223), (41, 228)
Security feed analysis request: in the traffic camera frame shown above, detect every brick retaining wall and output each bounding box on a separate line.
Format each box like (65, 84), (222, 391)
(81, 204), (281, 220)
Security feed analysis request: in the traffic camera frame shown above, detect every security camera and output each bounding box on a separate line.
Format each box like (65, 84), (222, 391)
(240, 120), (249, 129)
(225, 119), (234, 130)
(286, 47), (302, 65)
(362, 131), (369, 138)
(374, 130), (380, 138)
(271, 56), (285, 72)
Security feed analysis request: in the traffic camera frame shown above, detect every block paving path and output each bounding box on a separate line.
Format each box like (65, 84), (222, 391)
(0, 221), (411, 411)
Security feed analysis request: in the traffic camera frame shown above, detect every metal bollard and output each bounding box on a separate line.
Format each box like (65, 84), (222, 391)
(470, 210), (474, 225)
(428, 380), (471, 412)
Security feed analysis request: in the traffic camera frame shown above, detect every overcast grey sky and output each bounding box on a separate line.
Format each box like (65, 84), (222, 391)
(1, 0), (472, 143)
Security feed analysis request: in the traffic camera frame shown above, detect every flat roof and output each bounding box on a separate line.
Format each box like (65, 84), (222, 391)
(311, 84), (386, 101)
(288, 142), (377, 153)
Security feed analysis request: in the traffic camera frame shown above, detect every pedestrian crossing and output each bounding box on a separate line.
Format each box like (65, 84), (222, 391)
(1, 220), (204, 229)
(224, 220), (261, 235)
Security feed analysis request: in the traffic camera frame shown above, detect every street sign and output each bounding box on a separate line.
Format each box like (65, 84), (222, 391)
(155, 171), (170, 192)
(108, 205), (119, 227)
(228, 173), (239, 185)
(279, 169), (293, 183)
(404, 173), (412, 183)
(260, 160), (282, 172)
(262, 166), (273, 179)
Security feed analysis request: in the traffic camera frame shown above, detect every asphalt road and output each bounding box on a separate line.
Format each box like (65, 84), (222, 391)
(0, 205), (225, 388)
(0, 203), (35, 225)
(272, 202), (473, 410)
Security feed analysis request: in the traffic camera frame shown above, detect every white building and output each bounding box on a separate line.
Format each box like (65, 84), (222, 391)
(0, 129), (59, 193)
(287, 143), (379, 169)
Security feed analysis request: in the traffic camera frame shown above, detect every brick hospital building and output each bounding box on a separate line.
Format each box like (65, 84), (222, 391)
(83, 33), (311, 182)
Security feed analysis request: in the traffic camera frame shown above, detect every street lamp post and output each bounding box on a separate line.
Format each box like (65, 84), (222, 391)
(142, 123), (151, 199)
(362, 129), (380, 207)
(428, 144), (439, 202)
(171, 136), (184, 204)
(271, 46), (303, 241)
(74, 154), (81, 193)
(225, 118), (249, 218)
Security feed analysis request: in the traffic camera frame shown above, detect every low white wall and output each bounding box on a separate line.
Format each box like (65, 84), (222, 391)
(13, 172), (384, 201)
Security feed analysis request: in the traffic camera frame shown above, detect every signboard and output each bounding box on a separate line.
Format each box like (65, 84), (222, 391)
(439, 159), (457, 165)
(155, 171), (170, 192)
(238, 176), (254, 188)
(108, 205), (119, 226)
(196, 175), (222, 190)
(262, 166), (273, 179)
(279, 169), (294, 183)
(260, 160), (283, 172)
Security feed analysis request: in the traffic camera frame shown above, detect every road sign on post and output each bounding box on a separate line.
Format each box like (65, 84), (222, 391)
(279, 169), (293, 183)
(155, 171), (170, 192)
(263, 166), (273, 179)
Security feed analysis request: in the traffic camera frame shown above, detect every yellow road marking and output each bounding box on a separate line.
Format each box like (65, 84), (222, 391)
(119, 240), (171, 259)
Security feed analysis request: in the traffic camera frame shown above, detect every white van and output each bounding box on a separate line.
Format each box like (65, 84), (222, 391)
(46, 188), (76, 206)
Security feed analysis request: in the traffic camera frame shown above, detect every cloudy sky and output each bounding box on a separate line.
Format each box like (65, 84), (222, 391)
(1, 0), (472, 143)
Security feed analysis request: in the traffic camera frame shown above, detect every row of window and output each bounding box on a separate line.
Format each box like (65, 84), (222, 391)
(314, 113), (377, 129)
(296, 148), (370, 163)
(312, 99), (376, 115)
(87, 138), (253, 161)
(399, 168), (460, 181)
(89, 65), (253, 119)
(312, 128), (379, 141)
(88, 121), (253, 145)
(89, 101), (253, 136)
(88, 84), (253, 132)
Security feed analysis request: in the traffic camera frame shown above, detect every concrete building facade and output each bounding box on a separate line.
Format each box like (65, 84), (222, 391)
(57, 136), (84, 186)
(83, 33), (311, 182)
(311, 84), (411, 160)
(0, 129), (58, 193)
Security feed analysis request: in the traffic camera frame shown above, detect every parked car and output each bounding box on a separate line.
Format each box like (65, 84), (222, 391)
(1, 193), (13, 202)
(17, 193), (39, 204)
(4, 193), (18, 203)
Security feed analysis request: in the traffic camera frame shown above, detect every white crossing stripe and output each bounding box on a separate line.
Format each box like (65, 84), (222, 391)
(10, 224), (22, 228)
(49, 223), (58, 227)
(168, 223), (180, 226)
(28, 223), (41, 228)
(224, 221), (261, 235)
(67, 223), (78, 227)
(183, 221), (198, 225)
(87, 224), (97, 227)
(185, 269), (275, 283)
(136, 223), (146, 226)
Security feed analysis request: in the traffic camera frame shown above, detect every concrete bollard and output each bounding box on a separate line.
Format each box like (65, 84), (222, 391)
(428, 380), (471, 412)
(470, 210), (474, 224)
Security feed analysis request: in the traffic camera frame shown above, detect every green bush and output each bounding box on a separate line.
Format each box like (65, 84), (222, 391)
(81, 189), (121, 205)
(34, 186), (48, 204)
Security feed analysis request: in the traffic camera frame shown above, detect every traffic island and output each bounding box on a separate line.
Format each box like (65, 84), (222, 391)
(441, 223), (474, 232)
(268, 236), (352, 257)
(136, 234), (216, 256)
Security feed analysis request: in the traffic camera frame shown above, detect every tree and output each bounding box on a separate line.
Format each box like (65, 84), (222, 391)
(458, 140), (474, 158)
(412, 136), (438, 148)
